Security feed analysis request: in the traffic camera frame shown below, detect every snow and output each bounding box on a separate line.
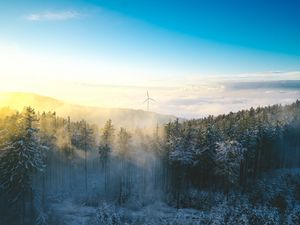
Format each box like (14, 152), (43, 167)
(41, 168), (300, 225)
(49, 199), (96, 225)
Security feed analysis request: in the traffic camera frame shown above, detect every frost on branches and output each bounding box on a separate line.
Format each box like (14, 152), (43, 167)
(0, 107), (46, 212)
(215, 140), (245, 194)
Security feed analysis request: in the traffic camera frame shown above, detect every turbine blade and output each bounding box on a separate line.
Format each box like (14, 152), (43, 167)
(143, 99), (149, 103)
(149, 98), (156, 102)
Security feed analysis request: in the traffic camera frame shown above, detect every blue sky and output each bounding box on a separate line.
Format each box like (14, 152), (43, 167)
(0, 0), (300, 117)
(1, 0), (300, 74)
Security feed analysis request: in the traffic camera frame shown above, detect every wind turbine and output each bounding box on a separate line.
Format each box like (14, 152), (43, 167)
(143, 90), (156, 112)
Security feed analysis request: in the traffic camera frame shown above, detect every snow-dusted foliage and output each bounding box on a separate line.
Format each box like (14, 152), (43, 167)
(248, 207), (280, 225)
(0, 107), (45, 203)
(286, 204), (300, 225)
(215, 140), (245, 186)
(167, 121), (195, 166)
(0, 101), (300, 225)
(87, 198), (282, 225)
(93, 203), (124, 225)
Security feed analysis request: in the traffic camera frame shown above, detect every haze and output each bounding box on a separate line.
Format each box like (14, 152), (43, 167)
(0, 0), (300, 118)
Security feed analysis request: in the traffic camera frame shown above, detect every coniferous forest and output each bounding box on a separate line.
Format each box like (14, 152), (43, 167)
(0, 101), (300, 225)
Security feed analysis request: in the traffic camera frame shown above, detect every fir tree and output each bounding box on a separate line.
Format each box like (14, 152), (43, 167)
(99, 119), (115, 194)
(0, 107), (45, 224)
(215, 140), (245, 197)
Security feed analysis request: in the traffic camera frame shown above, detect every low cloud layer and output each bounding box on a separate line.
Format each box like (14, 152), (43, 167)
(55, 72), (300, 118)
(226, 80), (300, 90)
(159, 74), (300, 118)
(1, 71), (300, 119)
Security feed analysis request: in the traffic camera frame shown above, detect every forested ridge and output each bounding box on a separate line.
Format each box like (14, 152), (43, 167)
(0, 101), (300, 225)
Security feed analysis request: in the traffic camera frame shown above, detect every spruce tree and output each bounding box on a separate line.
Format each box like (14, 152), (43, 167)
(0, 107), (45, 224)
(116, 127), (131, 204)
(215, 140), (245, 198)
(99, 119), (115, 194)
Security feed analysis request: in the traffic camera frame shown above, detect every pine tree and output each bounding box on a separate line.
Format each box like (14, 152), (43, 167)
(194, 124), (218, 187)
(99, 119), (115, 194)
(116, 127), (131, 204)
(0, 107), (45, 224)
(70, 120), (95, 192)
(99, 119), (114, 166)
(215, 140), (245, 198)
(82, 120), (94, 193)
(168, 121), (195, 207)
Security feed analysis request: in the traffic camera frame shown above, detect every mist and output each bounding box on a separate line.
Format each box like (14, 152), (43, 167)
(1, 101), (300, 225)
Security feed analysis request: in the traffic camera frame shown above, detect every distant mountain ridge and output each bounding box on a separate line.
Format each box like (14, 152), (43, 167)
(0, 92), (177, 129)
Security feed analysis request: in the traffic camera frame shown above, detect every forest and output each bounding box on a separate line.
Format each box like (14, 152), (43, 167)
(0, 101), (300, 225)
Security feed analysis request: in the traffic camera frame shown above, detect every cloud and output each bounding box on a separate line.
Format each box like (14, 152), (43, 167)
(226, 80), (300, 90)
(0, 45), (299, 118)
(166, 97), (248, 106)
(25, 10), (80, 21)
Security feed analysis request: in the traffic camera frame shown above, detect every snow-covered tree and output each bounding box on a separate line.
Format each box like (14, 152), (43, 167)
(99, 119), (115, 193)
(116, 127), (132, 204)
(82, 120), (94, 193)
(193, 124), (218, 187)
(0, 107), (45, 223)
(117, 127), (131, 157)
(168, 121), (195, 167)
(215, 140), (245, 196)
(167, 121), (196, 207)
(99, 119), (114, 166)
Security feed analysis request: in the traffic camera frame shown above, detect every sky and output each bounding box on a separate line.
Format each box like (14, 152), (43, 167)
(0, 0), (300, 118)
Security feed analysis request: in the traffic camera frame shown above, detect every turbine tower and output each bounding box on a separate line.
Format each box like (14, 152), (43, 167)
(143, 90), (155, 111)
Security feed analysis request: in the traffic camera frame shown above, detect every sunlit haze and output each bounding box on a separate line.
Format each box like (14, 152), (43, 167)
(1, 0), (300, 118)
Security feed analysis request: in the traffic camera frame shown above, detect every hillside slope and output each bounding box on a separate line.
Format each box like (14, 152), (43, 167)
(0, 92), (177, 128)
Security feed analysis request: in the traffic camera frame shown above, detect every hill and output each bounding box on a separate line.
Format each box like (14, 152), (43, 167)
(0, 92), (177, 129)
